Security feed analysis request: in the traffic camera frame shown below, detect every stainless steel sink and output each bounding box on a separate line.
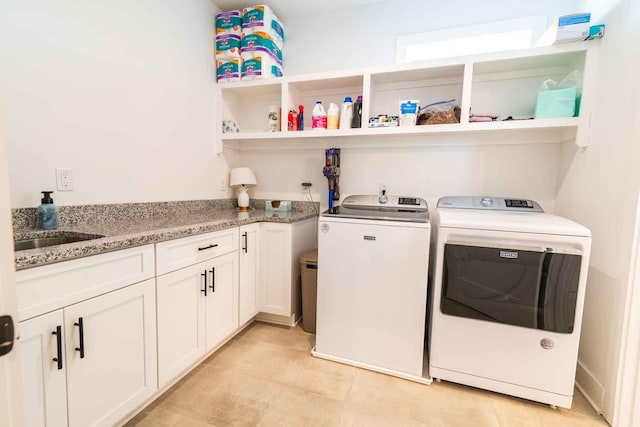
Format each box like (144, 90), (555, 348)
(14, 233), (104, 251)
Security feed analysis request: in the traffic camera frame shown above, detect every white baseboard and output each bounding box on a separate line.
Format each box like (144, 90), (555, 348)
(575, 359), (604, 415)
(255, 311), (297, 327)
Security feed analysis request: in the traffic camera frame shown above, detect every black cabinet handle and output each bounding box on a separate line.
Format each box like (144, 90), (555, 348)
(74, 318), (85, 359)
(198, 244), (218, 251)
(209, 268), (215, 293)
(242, 232), (248, 253)
(52, 326), (63, 370)
(201, 270), (208, 296)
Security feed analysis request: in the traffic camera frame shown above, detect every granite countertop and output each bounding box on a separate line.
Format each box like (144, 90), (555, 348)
(14, 208), (318, 271)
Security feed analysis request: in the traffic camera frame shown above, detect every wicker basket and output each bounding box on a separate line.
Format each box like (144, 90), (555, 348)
(300, 249), (318, 333)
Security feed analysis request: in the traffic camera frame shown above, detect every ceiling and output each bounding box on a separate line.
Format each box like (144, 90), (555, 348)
(211, 0), (387, 22)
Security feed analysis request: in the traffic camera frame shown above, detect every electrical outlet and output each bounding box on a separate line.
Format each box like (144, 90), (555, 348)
(219, 177), (227, 191)
(56, 168), (73, 191)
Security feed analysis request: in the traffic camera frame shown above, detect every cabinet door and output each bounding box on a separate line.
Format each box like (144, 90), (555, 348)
(65, 279), (157, 427)
(156, 263), (206, 387)
(259, 223), (293, 316)
(239, 223), (260, 325)
(204, 251), (239, 352)
(19, 311), (68, 427)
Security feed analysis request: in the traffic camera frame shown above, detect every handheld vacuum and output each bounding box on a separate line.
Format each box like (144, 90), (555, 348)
(322, 148), (341, 209)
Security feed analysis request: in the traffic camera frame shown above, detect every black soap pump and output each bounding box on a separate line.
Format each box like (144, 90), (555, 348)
(37, 191), (59, 230)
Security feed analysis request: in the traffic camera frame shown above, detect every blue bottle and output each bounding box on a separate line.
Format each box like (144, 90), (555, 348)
(37, 191), (59, 230)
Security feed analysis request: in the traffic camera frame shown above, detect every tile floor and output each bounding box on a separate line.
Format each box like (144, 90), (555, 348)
(126, 322), (608, 427)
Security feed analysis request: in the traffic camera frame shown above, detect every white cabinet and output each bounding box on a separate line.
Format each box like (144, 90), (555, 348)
(65, 279), (157, 427)
(155, 227), (238, 276)
(20, 311), (67, 427)
(156, 263), (205, 387)
(257, 219), (316, 325)
(239, 223), (260, 326)
(218, 42), (597, 150)
(204, 252), (239, 351)
(16, 245), (157, 427)
(156, 229), (239, 388)
(19, 279), (157, 427)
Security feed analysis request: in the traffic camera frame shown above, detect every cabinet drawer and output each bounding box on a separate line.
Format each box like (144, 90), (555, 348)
(16, 244), (155, 322)
(155, 228), (238, 275)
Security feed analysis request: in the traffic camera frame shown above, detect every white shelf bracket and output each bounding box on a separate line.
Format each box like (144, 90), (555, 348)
(460, 62), (474, 124)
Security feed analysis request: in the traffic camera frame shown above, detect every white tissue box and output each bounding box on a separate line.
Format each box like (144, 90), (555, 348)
(265, 200), (292, 212)
(553, 13), (591, 44)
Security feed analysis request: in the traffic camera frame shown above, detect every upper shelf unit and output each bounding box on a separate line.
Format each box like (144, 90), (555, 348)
(216, 42), (598, 151)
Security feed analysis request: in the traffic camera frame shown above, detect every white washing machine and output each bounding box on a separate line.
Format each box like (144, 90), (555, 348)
(313, 195), (431, 383)
(428, 196), (591, 408)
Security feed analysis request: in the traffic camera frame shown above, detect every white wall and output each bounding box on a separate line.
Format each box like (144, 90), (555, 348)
(555, 0), (640, 423)
(0, 0), (229, 208)
(283, 0), (579, 75)
(236, 142), (561, 212)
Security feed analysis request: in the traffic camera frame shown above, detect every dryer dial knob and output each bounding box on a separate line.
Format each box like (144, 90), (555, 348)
(480, 197), (493, 207)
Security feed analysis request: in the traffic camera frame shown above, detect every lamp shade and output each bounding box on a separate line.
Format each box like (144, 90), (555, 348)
(229, 167), (257, 187)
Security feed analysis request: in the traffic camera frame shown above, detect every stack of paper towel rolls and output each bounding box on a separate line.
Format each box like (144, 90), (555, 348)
(215, 5), (285, 82)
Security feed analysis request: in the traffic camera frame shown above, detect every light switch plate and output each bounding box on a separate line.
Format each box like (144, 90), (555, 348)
(56, 168), (73, 191)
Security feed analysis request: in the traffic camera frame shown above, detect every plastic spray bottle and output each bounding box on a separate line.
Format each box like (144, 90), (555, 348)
(298, 105), (304, 130)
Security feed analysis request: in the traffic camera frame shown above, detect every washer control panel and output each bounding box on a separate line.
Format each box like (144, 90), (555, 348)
(398, 197), (421, 206)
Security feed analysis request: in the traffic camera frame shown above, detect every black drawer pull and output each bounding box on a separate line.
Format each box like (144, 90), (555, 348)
(74, 318), (85, 359)
(306, 264), (318, 270)
(201, 270), (208, 296)
(209, 268), (215, 293)
(198, 244), (218, 251)
(52, 326), (63, 370)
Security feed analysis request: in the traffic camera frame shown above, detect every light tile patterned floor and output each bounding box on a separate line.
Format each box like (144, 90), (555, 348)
(126, 322), (608, 427)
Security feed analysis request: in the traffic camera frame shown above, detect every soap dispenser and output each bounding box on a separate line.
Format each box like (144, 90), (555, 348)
(37, 191), (58, 230)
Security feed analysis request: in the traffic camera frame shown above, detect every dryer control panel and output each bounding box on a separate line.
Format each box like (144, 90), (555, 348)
(437, 196), (543, 212)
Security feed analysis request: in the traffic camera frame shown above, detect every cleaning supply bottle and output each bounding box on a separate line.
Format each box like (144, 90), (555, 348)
(351, 95), (363, 128)
(312, 101), (327, 130)
(268, 105), (280, 132)
(298, 105), (304, 130)
(37, 191), (58, 230)
(327, 103), (340, 130)
(339, 97), (353, 130)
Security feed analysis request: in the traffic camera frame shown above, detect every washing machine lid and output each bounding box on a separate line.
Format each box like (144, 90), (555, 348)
(436, 208), (591, 237)
(322, 194), (429, 223)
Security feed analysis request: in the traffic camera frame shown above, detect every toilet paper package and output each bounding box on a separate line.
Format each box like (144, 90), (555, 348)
(242, 5), (284, 48)
(215, 33), (241, 59)
(216, 58), (241, 82)
(241, 54), (283, 80)
(216, 10), (242, 35)
(241, 31), (283, 65)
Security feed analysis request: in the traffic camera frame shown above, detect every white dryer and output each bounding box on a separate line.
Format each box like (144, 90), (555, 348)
(428, 196), (591, 408)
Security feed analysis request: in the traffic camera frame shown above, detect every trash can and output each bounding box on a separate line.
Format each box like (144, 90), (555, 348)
(300, 248), (318, 333)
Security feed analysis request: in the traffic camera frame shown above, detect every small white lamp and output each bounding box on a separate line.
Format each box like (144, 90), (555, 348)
(229, 167), (257, 211)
